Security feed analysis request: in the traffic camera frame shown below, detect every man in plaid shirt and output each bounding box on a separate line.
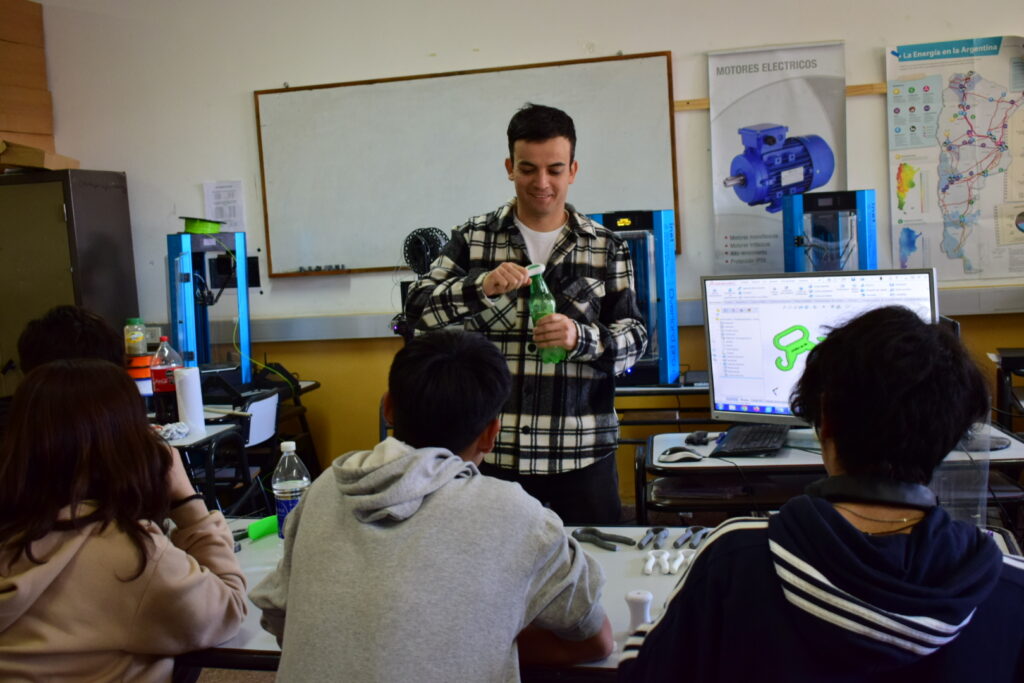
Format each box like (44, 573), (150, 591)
(404, 104), (647, 523)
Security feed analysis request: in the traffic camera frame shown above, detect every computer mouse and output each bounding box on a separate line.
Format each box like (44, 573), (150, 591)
(960, 433), (1011, 451)
(659, 446), (704, 463)
(685, 430), (709, 446)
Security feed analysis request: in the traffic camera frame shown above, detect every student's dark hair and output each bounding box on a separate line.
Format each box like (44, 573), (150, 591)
(790, 306), (989, 485)
(0, 359), (173, 579)
(388, 329), (511, 454)
(507, 103), (577, 162)
(18, 305), (124, 373)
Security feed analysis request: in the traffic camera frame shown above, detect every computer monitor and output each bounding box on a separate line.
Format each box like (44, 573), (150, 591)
(702, 268), (938, 426)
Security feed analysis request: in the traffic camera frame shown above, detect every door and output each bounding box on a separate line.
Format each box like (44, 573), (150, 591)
(0, 180), (73, 395)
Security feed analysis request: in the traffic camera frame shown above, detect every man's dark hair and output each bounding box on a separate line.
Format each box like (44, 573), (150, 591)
(388, 330), (511, 454)
(790, 306), (989, 485)
(507, 103), (577, 163)
(18, 305), (124, 373)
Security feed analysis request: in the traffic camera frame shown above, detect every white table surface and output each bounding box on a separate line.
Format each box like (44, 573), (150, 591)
(200, 523), (686, 670)
(165, 423), (239, 449)
(190, 513), (1022, 671)
(650, 423), (1024, 472)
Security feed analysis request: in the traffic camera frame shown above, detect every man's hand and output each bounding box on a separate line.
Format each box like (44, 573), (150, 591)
(533, 313), (578, 352)
(482, 262), (530, 297)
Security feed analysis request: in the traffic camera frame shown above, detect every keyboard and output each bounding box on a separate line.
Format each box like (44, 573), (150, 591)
(711, 423), (790, 456)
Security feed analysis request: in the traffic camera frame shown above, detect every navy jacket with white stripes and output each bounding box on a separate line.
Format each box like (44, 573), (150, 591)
(619, 495), (1024, 682)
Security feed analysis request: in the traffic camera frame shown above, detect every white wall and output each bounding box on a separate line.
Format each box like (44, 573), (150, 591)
(38, 0), (1024, 327)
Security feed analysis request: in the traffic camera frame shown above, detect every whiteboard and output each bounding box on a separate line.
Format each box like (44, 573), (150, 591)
(255, 53), (677, 276)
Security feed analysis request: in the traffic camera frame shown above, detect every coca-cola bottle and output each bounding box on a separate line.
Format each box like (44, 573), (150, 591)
(150, 336), (184, 424)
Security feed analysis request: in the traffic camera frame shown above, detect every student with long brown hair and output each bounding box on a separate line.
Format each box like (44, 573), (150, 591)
(0, 359), (247, 681)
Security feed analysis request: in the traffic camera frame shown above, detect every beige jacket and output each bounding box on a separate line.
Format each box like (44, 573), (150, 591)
(0, 500), (248, 681)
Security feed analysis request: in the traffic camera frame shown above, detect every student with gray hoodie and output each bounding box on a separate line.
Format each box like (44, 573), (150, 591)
(250, 329), (613, 682)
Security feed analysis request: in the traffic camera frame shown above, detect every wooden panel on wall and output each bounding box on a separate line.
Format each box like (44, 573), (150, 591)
(0, 39), (46, 89)
(0, 129), (53, 152)
(0, 0), (43, 47)
(0, 84), (52, 133)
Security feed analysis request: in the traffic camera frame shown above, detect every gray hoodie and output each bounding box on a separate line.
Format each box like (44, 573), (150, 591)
(251, 437), (607, 682)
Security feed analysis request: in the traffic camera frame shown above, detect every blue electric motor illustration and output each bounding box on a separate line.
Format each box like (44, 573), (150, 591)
(723, 123), (835, 213)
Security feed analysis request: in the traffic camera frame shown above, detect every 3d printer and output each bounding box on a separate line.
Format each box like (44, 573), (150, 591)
(166, 225), (253, 384)
(781, 190), (877, 272)
(588, 210), (678, 386)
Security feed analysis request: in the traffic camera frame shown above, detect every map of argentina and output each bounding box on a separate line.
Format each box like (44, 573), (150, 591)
(896, 162), (918, 211)
(936, 71), (1022, 272)
(887, 36), (1024, 282)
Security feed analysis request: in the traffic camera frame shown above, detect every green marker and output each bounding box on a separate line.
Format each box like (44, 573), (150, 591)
(247, 515), (278, 540)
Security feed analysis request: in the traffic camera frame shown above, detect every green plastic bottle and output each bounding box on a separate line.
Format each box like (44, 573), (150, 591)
(526, 263), (566, 364)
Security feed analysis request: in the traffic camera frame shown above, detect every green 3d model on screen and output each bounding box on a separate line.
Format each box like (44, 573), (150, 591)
(773, 324), (826, 371)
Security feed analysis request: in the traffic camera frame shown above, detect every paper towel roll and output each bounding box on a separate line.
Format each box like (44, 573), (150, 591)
(174, 367), (206, 438)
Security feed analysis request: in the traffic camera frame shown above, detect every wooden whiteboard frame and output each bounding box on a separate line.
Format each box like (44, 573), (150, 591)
(254, 52), (679, 278)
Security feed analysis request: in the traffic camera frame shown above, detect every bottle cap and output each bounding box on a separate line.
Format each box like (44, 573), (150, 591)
(159, 335), (169, 342)
(526, 263), (544, 276)
(281, 441), (296, 453)
(126, 317), (144, 325)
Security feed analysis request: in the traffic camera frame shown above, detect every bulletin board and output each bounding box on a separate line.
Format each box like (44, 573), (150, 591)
(255, 52), (678, 277)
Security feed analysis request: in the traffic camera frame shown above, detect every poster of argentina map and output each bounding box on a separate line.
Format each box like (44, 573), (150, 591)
(886, 36), (1024, 281)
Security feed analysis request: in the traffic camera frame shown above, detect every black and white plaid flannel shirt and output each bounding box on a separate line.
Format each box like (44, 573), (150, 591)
(405, 200), (648, 474)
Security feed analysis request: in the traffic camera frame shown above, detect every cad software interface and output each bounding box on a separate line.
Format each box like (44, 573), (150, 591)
(703, 270), (936, 419)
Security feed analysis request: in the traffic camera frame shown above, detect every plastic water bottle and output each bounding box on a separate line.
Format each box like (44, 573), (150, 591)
(150, 336), (183, 423)
(526, 263), (566, 364)
(272, 441), (311, 539)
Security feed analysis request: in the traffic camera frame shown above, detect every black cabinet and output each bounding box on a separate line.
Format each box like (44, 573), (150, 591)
(0, 170), (138, 394)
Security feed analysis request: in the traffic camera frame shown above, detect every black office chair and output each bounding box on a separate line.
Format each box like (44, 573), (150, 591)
(193, 390), (279, 516)
(251, 362), (320, 476)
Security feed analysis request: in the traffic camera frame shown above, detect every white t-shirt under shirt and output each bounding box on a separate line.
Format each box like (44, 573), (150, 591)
(515, 213), (566, 266)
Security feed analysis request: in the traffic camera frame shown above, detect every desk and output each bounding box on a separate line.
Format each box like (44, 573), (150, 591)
(635, 428), (826, 523)
(177, 525), (684, 676)
(650, 428), (822, 474)
(615, 383), (708, 398)
(276, 379), (321, 475)
(638, 425), (1024, 524)
(615, 382), (711, 430)
(208, 375), (322, 476)
(649, 424), (1024, 473)
(178, 518), (1023, 675)
(166, 423), (240, 450)
(167, 424), (243, 510)
(994, 348), (1024, 430)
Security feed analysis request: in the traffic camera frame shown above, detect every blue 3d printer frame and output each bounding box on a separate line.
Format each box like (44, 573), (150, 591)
(166, 231), (253, 384)
(589, 210), (678, 386)
(781, 190), (877, 272)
